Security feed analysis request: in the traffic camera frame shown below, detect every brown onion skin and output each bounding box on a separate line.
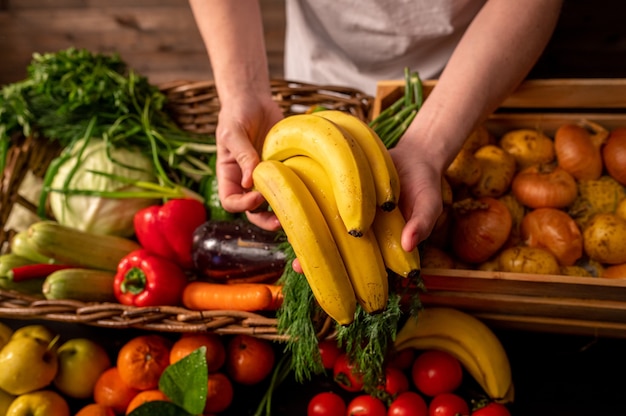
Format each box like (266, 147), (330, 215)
(603, 127), (626, 186)
(555, 124), (604, 181)
(511, 164), (578, 209)
(451, 197), (512, 264)
(603, 263), (626, 279)
(520, 207), (583, 267)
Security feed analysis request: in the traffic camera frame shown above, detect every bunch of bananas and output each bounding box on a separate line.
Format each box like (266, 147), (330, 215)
(395, 307), (515, 403)
(252, 111), (420, 325)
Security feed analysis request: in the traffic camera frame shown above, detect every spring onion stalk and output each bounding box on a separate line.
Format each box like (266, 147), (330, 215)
(369, 67), (424, 149)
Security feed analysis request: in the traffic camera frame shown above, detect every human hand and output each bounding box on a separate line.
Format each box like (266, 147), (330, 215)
(214, 92), (285, 231)
(388, 142), (444, 253)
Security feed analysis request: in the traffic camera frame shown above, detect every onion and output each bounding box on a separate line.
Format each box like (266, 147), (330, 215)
(451, 197), (512, 264)
(511, 163), (578, 209)
(555, 121), (607, 181)
(520, 208), (583, 266)
(603, 263), (626, 279)
(602, 127), (626, 185)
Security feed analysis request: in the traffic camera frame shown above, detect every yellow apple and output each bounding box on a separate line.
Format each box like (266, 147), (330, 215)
(0, 322), (13, 350)
(54, 337), (112, 399)
(5, 390), (69, 416)
(0, 336), (58, 395)
(0, 387), (15, 415)
(10, 325), (55, 343)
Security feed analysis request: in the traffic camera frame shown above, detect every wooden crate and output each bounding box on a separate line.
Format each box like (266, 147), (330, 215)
(374, 78), (626, 338)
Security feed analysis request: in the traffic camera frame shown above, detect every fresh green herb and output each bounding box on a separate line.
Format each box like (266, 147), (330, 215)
(336, 294), (403, 391)
(0, 47), (216, 199)
(369, 67), (423, 148)
(275, 242), (325, 382)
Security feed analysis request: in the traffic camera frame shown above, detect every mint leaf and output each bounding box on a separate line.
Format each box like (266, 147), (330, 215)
(159, 346), (208, 415)
(128, 401), (192, 416)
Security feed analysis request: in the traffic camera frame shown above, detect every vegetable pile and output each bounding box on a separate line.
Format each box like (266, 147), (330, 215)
(426, 119), (626, 278)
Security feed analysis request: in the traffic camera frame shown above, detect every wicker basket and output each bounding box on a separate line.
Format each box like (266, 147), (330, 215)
(0, 79), (372, 338)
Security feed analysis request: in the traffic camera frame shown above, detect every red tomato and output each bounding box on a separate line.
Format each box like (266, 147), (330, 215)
(411, 350), (463, 397)
(471, 402), (511, 416)
(381, 366), (409, 399)
(387, 348), (415, 371)
(346, 394), (387, 416)
(388, 391), (428, 416)
(333, 353), (364, 392)
(225, 334), (275, 385)
(307, 391), (346, 416)
(318, 339), (342, 370)
(429, 393), (470, 416)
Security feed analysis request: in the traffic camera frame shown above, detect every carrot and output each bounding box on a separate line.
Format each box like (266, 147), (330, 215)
(182, 282), (283, 312)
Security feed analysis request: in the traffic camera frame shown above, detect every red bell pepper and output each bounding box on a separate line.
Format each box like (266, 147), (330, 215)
(133, 198), (207, 270)
(114, 249), (188, 307)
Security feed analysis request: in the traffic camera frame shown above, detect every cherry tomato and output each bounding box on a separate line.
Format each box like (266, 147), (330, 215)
(318, 339), (342, 370)
(346, 394), (386, 416)
(471, 402), (511, 416)
(429, 393), (470, 416)
(387, 348), (415, 371)
(411, 350), (463, 397)
(388, 391), (428, 416)
(307, 391), (346, 416)
(225, 334), (275, 385)
(333, 353), (364, 392)
(381, 366), (409, 399)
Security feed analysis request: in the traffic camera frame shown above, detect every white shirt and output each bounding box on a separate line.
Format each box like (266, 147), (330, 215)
(284, 0), (487, 95)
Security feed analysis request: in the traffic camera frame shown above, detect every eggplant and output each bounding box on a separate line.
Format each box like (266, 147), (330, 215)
(192, 219), (288, 281)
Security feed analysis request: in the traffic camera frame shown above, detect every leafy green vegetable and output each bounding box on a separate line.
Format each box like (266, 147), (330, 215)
(128, 401), (191, 416)
(0, 47), (216, 200)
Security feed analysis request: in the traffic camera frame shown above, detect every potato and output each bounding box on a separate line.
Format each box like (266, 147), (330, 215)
(497, 246), (561, 275)
(583, 213), (626, 264)
(420, 245), (456, 269)
(568, 175), (626, 229)
(445, 148), (482, 187)
(499, 129), (555, 169)
(471, 145), (517, 198)
(462, 124), (495, 152)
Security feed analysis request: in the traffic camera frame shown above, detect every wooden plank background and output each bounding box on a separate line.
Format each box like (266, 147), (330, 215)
(0, 0), (286, 85)
(1, 0), (626, 86)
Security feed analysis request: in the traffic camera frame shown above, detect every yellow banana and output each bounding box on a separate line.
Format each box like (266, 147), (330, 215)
(284, 155), (389, 313)
(252, 159), (357, 325)
(262, 114), (376, 237)
(394, 307), (513, 402)
(313, 110), (401, 211)
(371, 207), (420, 278)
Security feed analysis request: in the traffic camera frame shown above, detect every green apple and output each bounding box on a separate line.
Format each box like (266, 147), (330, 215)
(0, 322), (13, 350)
(10, 325), (55, 343)
(0, 387), (15, 415)
(54, 337), (112, 399)
(0, 336), (58, 395)
(5, 390), (69, 416)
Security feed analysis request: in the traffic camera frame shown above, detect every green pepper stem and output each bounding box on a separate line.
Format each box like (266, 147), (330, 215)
(121, 266), (147, 295)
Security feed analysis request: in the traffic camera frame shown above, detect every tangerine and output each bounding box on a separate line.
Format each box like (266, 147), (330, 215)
(93, 367), (140, 415)
(204, 372), (234, 414)
(125, 389), (170, 415)
(75, 403), (116, 416)
(169, 333), (226, 372)
(117, 334), (172, 391)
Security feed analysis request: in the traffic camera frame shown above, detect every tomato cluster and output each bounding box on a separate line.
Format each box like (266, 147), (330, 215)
(307, 340), (511, 416)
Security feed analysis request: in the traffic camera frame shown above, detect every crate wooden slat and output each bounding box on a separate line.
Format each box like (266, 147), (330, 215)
(375, 78), (626, 338)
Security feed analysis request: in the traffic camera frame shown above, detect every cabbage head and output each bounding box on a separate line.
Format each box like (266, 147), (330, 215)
(49, 138), (159, 237)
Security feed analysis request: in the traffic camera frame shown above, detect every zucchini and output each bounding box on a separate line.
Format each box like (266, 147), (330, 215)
(27, 221), (141, 272)
(10, 231), (57, 264)
(42, 268), (117, 302)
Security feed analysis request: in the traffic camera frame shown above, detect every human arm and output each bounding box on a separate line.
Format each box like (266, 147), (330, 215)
(189, 0), (283, 230)
(391, 0), (563, 251)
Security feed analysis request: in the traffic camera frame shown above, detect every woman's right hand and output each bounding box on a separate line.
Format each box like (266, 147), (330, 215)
(214, 91), (284, 231)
